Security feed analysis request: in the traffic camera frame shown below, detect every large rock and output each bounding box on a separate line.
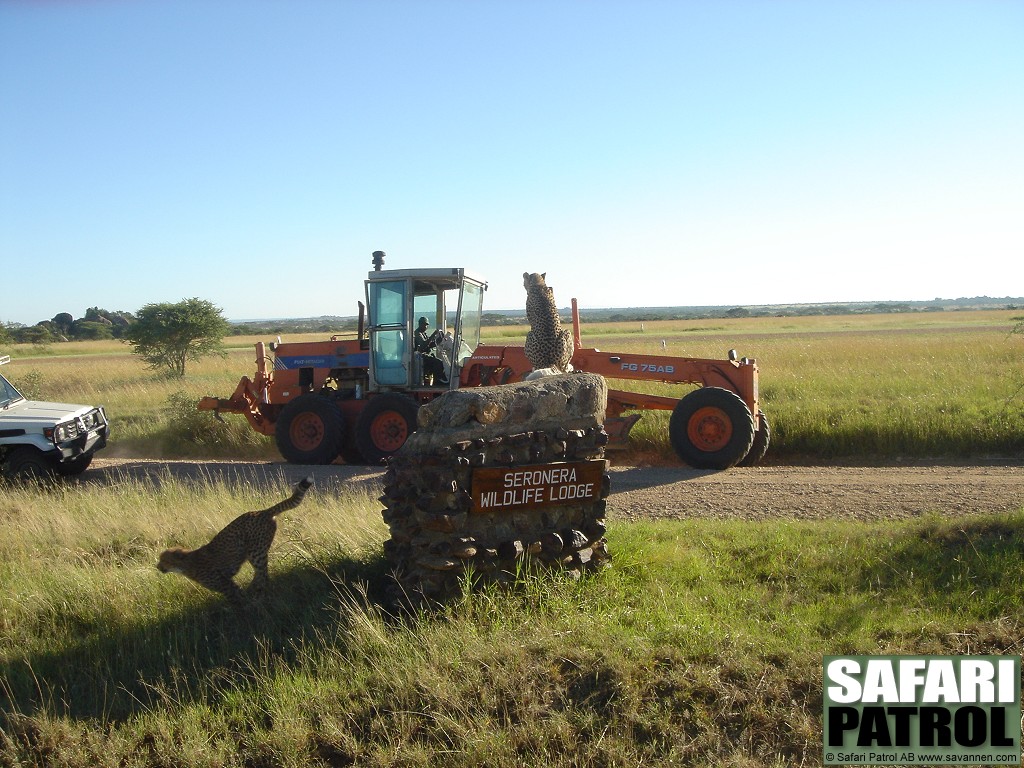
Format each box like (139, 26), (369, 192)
(412, 374), (607, 445)
(380, 373), (612, 605)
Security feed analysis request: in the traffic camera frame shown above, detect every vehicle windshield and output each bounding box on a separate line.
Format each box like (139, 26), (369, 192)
(0, 371), (25, 409)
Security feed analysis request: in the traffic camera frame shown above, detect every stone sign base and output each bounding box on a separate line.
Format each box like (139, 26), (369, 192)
(379, 373), (611, 604)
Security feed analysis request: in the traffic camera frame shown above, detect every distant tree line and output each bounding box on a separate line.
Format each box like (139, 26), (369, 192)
(1, 308), (136, 345)
(227, 317), (360, 336)
(561, 298), (1023, 324)
(2, 299), (229, 377)
(102, 299), (1021, 338)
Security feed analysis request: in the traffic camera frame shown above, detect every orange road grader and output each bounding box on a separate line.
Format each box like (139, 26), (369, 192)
(199, 253), (769, 469)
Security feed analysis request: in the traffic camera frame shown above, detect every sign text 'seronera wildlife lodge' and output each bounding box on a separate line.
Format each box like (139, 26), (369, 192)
(471, 460), (606, 513)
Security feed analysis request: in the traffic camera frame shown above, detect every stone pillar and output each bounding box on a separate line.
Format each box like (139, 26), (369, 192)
(379, 373), (611, 604)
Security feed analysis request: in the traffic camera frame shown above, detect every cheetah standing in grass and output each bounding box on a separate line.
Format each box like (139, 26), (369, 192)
(523, 272), (574, 375)
(157, 476), (312, 606)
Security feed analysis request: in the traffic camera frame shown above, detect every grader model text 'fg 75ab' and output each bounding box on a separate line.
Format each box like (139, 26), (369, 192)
(199, 252), (768, 469)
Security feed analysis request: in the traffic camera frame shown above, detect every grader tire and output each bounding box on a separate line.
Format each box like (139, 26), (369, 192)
(669, 387), (755, 469)
(275, 394), (345, 465)
(355, 393), (420, 465)
(738, 410), (771, 467)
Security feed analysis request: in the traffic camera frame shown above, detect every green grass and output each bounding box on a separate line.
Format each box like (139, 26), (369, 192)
(2, 477), (1022, 766)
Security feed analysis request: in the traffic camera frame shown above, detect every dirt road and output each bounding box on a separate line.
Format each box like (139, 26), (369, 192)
(606, 463), (1023, 521)
(89, 459), (1023, 522)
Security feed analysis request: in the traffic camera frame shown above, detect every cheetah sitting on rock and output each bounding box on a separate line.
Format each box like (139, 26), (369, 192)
(523, 272), (574, 376)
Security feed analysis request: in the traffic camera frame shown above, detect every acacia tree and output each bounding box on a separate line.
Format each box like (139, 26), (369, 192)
(125, 298), (229, 376)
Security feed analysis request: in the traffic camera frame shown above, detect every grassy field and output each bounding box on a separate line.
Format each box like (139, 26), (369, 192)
(2, 476), (1022, 767)
(571, 310), (1024, 461)
(2, 311), (1023, 766)
(2, 309), (1021, 462)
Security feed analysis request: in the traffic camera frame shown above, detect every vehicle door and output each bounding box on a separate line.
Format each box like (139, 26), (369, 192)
(366, 279), (411, 389)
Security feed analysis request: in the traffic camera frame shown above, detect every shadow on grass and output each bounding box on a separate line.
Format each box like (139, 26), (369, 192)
(1, 549), (398, 724)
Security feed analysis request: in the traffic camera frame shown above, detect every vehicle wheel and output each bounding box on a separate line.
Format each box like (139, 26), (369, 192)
(274, 394), (345, 464)
(669, 387), (755, 469)
(738, 411), (771, 466)
(355, 393), (420, 465)
(56, 453), (94, 476)
(3, 446), (58, 483)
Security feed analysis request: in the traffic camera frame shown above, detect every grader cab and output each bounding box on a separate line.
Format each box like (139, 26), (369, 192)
(199, 253), (487, 465)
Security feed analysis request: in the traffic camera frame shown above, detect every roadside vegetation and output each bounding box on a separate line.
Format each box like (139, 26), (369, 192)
(2, 476), (1021, 767)
(1, 310), (1022, 766)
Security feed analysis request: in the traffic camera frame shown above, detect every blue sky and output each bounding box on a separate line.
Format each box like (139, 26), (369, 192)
(2, 0), (1021, 325)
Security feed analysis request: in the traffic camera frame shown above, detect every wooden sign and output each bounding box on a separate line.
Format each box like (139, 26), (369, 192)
(470, 460), (606, 513)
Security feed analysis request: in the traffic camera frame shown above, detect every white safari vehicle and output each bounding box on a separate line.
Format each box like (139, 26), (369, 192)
(0, 355), (109, 481)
